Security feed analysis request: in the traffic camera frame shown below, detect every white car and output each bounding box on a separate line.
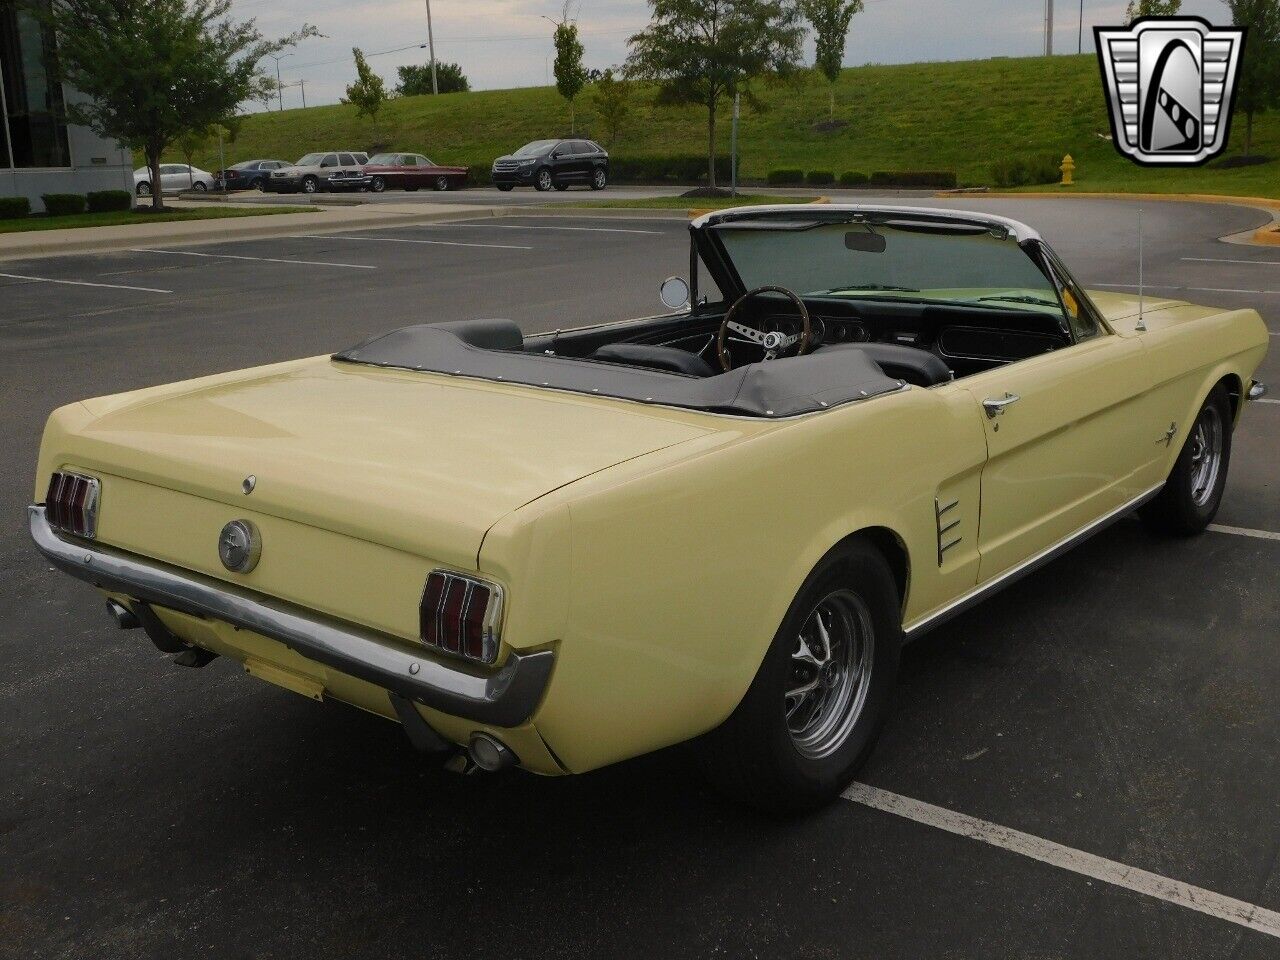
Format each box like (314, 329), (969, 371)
(134, 164), (216, 196)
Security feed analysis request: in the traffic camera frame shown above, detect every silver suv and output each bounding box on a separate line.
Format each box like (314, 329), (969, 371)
(264, 151), (370, 194)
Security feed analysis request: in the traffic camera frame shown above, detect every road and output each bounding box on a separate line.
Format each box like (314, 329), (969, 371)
(1, 195), (1278, 960)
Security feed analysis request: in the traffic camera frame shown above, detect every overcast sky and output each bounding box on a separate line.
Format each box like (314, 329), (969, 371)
(237, 0), (1234, 112)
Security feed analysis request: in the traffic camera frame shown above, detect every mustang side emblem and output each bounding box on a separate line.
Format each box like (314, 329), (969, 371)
(1095, 16), (1245, 167)
(218, 519), (261, 573)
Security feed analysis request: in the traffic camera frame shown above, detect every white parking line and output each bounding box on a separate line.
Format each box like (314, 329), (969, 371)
(1093, 283), (1274, 295)
(1183, 257), (1280, 266)
(1208, 523), (1280, 541)
(1255, 397), (1280, 404)
(428, 223), (666, 235)
(0, 272), (173, 294)
(128, 248), (376, 269)
(843, 783), (1280, 940)
(288, 234), (532, 251)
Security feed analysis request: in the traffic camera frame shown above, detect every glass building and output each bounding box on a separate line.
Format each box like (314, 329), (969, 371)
(1, 2), (132, 210)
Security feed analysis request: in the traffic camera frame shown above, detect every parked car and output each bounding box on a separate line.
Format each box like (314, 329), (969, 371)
(29, 204), (1269, 812)
(263, 152), (370, 194)
(363, 153), (468, 193)
(491, 138), (608, 192)
(213, 160), (290, 192)
(134, 164), (215, 196)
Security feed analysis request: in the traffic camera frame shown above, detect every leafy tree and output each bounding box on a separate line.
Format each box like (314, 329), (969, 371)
(346, 47), (388, 130)
(591, 67), (633, 145)
(1224, 0), (1280, 154)
(30, 0), (315, 210)
(396, 61), (470, 96)
(176, 127), (212, 186)
(551, 2), (588, 133)
(627, 0), (806, 189)
(801, 0), (861, 120)
(1125, 0), (1182, 23)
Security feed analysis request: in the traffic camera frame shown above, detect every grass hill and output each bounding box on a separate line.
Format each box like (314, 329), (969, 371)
(189, 54), (1279, 197)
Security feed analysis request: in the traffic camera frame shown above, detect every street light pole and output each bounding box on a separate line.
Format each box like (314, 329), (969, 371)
(424, 0), (438, 94)
(1078, 0), (1085, 55)
(269, 53), (292, 112)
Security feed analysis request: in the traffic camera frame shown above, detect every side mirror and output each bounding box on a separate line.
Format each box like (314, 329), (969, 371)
(659, 276), (691, 310)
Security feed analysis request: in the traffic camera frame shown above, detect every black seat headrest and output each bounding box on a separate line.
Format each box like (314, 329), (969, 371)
(429, 318), (524, 351)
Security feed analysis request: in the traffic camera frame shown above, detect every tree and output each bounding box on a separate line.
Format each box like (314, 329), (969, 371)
(591, 68), (633, 145)
(346, 47), (388, 130)
(627, 0), (806, 189)
(1224, 0), (1280, 155)
(551, 2), (588, 133)
(176, 127), (212, 187)
(396, 61), (469, 96)
(33, 0), (314, 211)
(801, 0), (861, 121)
(1125, 0), (1181, 22)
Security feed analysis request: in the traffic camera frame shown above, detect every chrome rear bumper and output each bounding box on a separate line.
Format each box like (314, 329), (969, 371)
(27, 505), (553, 727)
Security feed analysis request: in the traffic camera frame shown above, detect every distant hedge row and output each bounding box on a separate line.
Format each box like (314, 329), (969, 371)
(766, 169), (957, 189)
(0, 190), (133, 218)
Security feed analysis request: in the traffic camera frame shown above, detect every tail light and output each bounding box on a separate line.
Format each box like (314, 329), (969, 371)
(419, 570), (503, 664)
(45, 471), (100, 539)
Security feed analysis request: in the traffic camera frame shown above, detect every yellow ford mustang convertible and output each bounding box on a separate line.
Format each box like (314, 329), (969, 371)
(31, 205), (1269, 811)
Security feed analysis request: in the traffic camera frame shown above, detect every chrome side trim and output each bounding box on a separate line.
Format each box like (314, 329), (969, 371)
(1249, 380), (1267, 401)
(28, 505), (553, 727)
(905, 484), (1164, 640)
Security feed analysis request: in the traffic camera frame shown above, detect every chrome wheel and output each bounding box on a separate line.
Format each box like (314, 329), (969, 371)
(786, 589), (875, 760)
(537, 169), (553, 191)
(1188, 404), (1224, 507)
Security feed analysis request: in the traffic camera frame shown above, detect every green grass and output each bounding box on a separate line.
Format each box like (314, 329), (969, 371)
(563, 193), (807, 209)
(175, 55), (1280, 199)
(0, 205), (314, 234)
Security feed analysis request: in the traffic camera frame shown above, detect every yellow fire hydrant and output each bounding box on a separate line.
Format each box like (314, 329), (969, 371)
(1060, 154), (1076, 186)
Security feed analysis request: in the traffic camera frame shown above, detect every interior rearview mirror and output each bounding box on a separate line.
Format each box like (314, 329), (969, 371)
(659, 276), (691, 310)
(845, 230), (887, 253)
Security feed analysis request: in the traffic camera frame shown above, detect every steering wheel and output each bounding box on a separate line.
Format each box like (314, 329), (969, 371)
(717, 285), (812, 372)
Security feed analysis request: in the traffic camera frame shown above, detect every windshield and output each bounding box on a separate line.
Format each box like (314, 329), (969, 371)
(514, 140), (556, 157)
(295, 153), (325, 166)
(717, 221), (1063, 315)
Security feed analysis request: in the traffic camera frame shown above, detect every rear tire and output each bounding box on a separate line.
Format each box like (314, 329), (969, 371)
(301, 176), (319, 194)
(136, 181), (152, 197)
(434, 175), (450, 191)
(701, 539), (901, 815)
(193, 182), (207, 192)
(591, 167), (608, 190)
(1141, 384), (1233, 536)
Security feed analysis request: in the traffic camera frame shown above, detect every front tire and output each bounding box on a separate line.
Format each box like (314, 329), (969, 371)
(534, 167), (553, 192)
(1141, 384), (1233, 536)
(370, 176), (386, 193)
(701, 539), (901, 814)
(496, 184), (514, 192)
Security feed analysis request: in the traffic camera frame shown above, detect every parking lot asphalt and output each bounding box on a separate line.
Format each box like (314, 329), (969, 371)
(2, 197), (1278, 960)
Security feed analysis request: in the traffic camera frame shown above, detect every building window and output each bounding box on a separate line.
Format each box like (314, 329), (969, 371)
(0, 2), (71, 169)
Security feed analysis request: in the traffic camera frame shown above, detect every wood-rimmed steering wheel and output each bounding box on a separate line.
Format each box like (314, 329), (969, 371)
(717, 285), (812, 372)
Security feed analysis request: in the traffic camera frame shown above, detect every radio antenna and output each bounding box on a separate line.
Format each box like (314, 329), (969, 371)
(1136, 207), (1147, 332)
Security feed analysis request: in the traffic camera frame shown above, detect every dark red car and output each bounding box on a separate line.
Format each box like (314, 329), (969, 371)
(363, 153), (468, 192)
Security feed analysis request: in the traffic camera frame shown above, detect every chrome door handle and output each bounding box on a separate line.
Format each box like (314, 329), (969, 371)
(982, 393), (1020, 418)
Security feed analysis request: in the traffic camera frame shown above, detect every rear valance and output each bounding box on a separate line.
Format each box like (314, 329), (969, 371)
(333, 324), (903, 419)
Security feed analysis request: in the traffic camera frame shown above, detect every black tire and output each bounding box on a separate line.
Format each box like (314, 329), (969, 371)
(193, 182), (207, 192)
(434, 175), (450, 191)
(590, 167), (608, 190)
(1141, 383), (1233, 536)
(370, 176), (386, 193)
(251, 178), (264, 191)
(553, 182), (569, 192)
(301, 176), (319, 194)
(136, 181), (152, 197)
(534, 167), (553, 192)
(496, 184), (514, 192)
(701, 538), (902, 814)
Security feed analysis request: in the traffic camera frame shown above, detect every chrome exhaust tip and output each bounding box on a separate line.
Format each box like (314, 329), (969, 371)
(467, 733), (517, 772)
(105, 599), (140, 630)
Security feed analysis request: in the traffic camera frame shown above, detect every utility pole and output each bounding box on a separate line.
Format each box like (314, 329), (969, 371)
(299, 79), (306, 109)
(1045, 0), (1054, 56)
(1078, 0), (1084, 54)
(424, 0), (438, 94)
(730, 92), (739, 197)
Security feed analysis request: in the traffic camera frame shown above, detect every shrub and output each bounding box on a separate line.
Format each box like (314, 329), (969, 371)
(467, 164), (490, 185)
(868, 171), (958, 189)
(609, 155), (730, 183)
(86, 190), (132, 213)
(766, 168), (805, 186)
(990, 155), (1061, 188)
(806, 170), (835, 185)
(839, 171), (869, 186)
(41, 193), (87, 216)
(0, 196), (31, 219)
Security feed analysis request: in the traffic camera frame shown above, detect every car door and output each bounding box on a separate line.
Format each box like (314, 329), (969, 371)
(404, 155), (426, 188)
(159, 165), (184, 191)
(962, 270), (1155, 581)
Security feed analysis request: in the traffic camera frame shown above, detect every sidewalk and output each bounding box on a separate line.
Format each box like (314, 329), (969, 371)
(0, 200), (503, 262)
